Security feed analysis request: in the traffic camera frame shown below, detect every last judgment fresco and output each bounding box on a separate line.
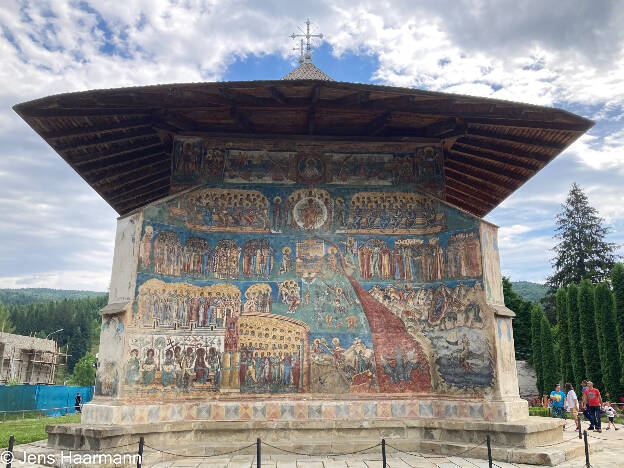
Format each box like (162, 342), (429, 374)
(119, 138), (499, 399)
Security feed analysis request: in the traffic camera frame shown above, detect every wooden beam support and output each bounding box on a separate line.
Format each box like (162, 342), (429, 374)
(91, 160), (170, 188)
(115, 186), (171, 212)
(18, 107), (151, 117)
(446, 185), (497, 209)
(422, 117), (459, 137)
(365, 111), (392, 137)
(105, 174), (172, 203)
(53, 127), (158, 152)
(309, 84), (322, 106)
(444, 165), (512, 195)
(449, 144), (539, 171)
(445, 192), (484, 217)
(40, 118), (153, 140)
(71, 140), (163, 167)
(269, 87), (289, 105)
(445, 157), (524, 184)
(445, 150), (526, 182)
(465, 127), (566, 151)
(230, 107), (254, 133)
(455, 137), (551, 164)
(462, 116), (590, 132)
(305, 107), (316, 135)
(81, 151), (168, 178)
(444, 175), (501, 205)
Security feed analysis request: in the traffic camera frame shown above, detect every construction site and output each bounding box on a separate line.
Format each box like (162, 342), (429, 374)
(0, 332), (67, 385)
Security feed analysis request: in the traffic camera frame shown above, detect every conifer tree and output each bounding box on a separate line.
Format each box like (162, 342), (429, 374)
(578, 279), (602, 388)
(502, 277), (531, 360)
(555, 288), (573, 385)
(611, 263), (624, 388)
(567, 283), (584, 385)
(541, 314), (560, 392)
(594, 282), (621, 397)
(530, 305), (544, 394)
(0, 302), (15, 333)
(546, 183), (617, 291)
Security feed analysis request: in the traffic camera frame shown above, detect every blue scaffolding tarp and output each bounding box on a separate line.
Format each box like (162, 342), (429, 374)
(0, 385), (93, 415)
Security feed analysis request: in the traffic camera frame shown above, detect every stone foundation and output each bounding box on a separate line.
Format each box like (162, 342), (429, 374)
(46, 416), (566, 466)
(81, 396), (528, 426)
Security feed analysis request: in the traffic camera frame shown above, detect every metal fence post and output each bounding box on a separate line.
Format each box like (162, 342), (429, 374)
(256, 438), (261, 468)
(137, 436), (144, 468)
(583, 430), (590, 468)
(486, 435), (492, 468)
(381, 439), (386, 468)
(578, 419), (582, 439)
(6, 434), (14, 468)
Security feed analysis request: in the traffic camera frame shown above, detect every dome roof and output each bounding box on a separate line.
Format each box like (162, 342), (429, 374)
(282, 62), (333, 81)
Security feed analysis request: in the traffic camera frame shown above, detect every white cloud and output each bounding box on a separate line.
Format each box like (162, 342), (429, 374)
(0, 0), (623, 286)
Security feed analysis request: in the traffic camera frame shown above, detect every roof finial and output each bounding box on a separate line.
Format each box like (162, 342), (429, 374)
(290, 18), (323, 64)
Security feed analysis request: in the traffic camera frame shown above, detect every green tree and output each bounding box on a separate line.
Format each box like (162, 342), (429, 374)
(544, 183), (618, 319)
(611, 263), (624, 388)
(540, 314), (560, 393)
(68, 352), (97, 387)
(0, 302), (15, 333)
(567, 283), (584, 385)
(594, 282), (621, 397)
(531, 305), (544, 394)
(578, 279), (602, 388)
(502, 277), (531, 360)
(555, 288), (573, 385)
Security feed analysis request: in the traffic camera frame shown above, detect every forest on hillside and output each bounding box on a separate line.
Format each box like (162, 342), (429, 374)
(1, 296), (108, 374)
(510, 281), (548, 303)
(0, 288), (106, 306)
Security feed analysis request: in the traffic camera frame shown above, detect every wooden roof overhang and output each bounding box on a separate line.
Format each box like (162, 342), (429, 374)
(13, 80), (594, 218)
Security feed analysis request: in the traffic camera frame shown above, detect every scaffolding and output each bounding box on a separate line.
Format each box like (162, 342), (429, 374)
(0, 329), (69, 385)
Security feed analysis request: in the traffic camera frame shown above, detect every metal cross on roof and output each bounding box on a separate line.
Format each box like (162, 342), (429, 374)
(290, 19), (323, 63)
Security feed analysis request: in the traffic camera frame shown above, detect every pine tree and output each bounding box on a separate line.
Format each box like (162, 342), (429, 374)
(531, 305), (544, 394)
(567, 283), (584, 385)
(546, 183), (618, 291)
(0, 302), (15, 333)
(540, 314), (560, 393)
(556, 288), (573, 385)
(578, 279), (602, 388)
(611, 263), (624, 389)
(595, 282), (622, 397)
(502, 277), (531, 360)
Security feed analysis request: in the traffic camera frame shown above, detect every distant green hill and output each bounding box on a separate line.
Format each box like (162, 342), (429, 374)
(0, 288), (107, 306)
(511, 281), (548, 303)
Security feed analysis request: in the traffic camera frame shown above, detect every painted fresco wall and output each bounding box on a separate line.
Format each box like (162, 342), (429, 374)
(100, 138), (508, 401)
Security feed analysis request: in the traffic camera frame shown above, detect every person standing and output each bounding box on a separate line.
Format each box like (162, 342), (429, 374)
(550, 383), (566, 419)
(565, 383), (580, 430)
(581, 381), (603, 432)
(604, 402), (619, 431)
(74, 393), (82, 414)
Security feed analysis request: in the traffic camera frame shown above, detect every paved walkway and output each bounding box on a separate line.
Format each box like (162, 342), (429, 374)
(147, 424), (624, 468)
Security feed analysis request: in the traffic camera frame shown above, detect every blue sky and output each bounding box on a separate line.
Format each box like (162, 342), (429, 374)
(0, 0), (623, 291)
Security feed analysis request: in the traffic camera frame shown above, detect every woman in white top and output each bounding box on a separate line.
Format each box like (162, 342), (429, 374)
(565, 383), (579, 430)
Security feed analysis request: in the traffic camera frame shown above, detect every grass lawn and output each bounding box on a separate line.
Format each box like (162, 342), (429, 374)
(529, 406), (624, 424)
(0, 414), (80, 448)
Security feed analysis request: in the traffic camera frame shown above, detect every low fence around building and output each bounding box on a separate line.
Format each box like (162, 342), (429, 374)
(0, 384), (93, 417)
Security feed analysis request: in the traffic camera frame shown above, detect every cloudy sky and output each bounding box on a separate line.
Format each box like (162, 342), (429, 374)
(0, 0), (623, 291)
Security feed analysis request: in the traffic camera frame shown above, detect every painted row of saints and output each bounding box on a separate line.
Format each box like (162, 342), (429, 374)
(171, 140), (444, 196)
(145, 187), (449, 236)
(138, 231), (482, 283)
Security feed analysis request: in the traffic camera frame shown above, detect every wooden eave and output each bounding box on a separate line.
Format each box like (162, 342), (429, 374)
(13, 80), (594, 217)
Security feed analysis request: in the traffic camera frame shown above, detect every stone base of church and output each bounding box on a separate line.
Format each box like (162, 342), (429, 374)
(79, 396), (528, 426)
(46, 415), (567, 466)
